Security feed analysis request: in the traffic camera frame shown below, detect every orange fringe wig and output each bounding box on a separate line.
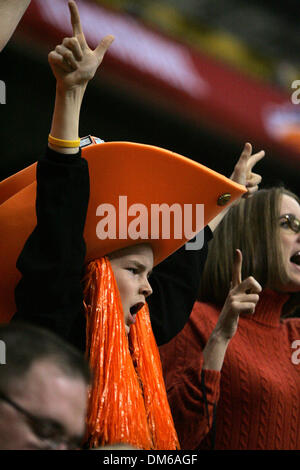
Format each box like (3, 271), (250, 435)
(83, 257), (180, 450)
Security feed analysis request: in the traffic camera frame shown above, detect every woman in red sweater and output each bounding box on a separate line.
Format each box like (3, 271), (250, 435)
(159, 187), (300, 450)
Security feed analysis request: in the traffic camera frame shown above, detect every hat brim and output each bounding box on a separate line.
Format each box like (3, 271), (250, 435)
(0, 142), (246, 322)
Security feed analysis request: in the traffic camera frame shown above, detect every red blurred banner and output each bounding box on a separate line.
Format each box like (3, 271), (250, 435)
(20, 0), (300, 167)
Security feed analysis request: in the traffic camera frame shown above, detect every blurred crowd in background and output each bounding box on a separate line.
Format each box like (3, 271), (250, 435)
(0, 0), (299, 193)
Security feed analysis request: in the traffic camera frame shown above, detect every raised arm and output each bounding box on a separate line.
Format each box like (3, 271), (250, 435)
(202, 249), (262, 370)
(14, 1), (113, 349)
(149, 144), (264, 344)
(150, 144), (264, 345)
(48, 0), (113, 153)
(160, 250), (262, 449)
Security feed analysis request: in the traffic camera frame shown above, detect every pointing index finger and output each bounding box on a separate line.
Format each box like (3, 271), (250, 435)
(240, 142), (252, 162)
(231, 249), (242, 288)
(68, 1), (84, 37)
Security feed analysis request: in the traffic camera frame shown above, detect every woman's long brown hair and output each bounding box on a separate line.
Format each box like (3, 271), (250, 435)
(198, 187), (300, 314)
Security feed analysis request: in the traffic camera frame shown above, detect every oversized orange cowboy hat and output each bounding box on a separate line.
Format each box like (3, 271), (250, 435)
(0, 141), (246, 322)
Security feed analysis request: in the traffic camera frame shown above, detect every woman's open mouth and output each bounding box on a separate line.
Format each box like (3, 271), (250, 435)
(290, 251), (300, 271)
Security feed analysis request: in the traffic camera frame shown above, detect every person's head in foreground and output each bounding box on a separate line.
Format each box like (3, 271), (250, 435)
(0, 322), (90, 450)
(199, 187), (300, 314)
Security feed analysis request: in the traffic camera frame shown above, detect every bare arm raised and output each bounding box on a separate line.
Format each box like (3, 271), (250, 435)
(14, 1), (113, 349)
(203, 249), (262, 371)
(48, 0), (114, 154)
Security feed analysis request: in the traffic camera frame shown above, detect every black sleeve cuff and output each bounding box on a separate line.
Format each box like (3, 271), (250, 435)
(44, 146), (82, 164)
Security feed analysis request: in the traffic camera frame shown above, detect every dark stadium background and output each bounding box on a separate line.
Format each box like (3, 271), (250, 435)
(0, 0), (299, 194)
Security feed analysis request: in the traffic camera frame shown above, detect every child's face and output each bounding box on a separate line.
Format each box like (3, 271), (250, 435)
(109, 244), (153, 335)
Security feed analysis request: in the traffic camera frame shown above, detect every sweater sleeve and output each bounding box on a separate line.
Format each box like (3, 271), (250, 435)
(159, 312), (220, 450)
(148, 226), (212, 346)
(13, 147), (89, 351)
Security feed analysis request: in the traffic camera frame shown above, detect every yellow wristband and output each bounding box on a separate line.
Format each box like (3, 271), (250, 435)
(48, 134), (81, 148)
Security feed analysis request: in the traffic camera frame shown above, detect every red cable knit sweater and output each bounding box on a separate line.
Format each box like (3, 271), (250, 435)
(159, 289), (300, 450)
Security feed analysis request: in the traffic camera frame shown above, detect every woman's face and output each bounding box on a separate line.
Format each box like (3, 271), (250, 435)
(278, 194), (300, 293)
(109, 244), (153, 335)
